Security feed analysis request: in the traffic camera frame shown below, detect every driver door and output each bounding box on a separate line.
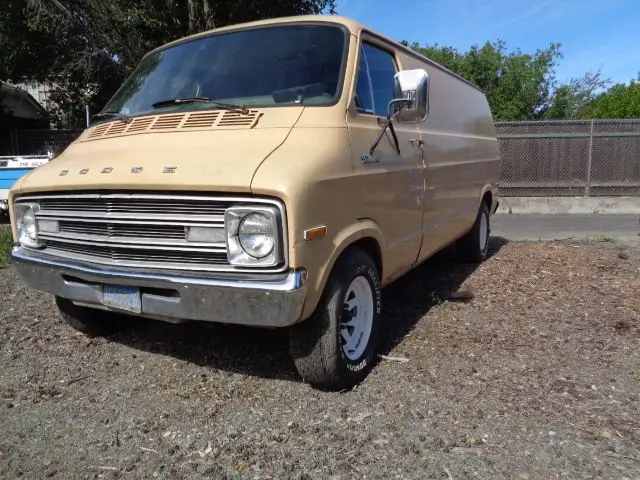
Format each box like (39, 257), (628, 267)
(346, 39), (424, 282)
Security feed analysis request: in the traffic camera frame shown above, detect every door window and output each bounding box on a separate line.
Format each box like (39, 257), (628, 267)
(354, 42), (398, 117)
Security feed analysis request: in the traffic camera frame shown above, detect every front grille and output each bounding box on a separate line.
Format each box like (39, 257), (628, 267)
(39, 197), (227, 217)
(21, 193), (287, 272)
(56, 221), (187, 240)
(46, 241), (229, 266)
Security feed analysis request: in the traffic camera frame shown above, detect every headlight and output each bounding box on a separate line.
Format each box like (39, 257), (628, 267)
(225, 206), (281, 267)
(14, 202), (44, 248)
(238, 213), (275, 258)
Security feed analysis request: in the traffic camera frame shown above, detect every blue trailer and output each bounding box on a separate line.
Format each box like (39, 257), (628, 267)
(0, 155), (52, 217)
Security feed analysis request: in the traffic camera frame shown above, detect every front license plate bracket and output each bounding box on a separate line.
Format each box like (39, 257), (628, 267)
(102, 284), (142, 314)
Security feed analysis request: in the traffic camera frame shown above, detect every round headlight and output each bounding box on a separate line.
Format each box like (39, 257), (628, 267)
(21, 207), (38, 240)
(238, 213), (275, 258)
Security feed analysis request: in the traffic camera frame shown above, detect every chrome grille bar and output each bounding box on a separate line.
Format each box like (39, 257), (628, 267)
(37, 211), (225, 223)
(45, 242), (230, 268)
(38, 195), (228, 216)
(58, 221), (186, 239)
(17, 193), (288, 273)
(38, 220), (224, 247)
(38, 235), (227, 250)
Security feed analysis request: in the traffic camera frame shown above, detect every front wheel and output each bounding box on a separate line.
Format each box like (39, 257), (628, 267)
(56, 297), (132, 337)
(289, 248), (382, 391)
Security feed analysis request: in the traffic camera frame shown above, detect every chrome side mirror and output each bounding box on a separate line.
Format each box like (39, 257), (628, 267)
(389, 69), (430, 123)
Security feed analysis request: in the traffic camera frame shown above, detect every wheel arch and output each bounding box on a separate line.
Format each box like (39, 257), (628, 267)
(300, 218), (385, 319)
(480, 184), (499, 214)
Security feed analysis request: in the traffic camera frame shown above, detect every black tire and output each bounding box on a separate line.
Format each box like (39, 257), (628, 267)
(56, 296), (132, 337)
(456, 201), (491, 262)
(289, 248), (382, 391)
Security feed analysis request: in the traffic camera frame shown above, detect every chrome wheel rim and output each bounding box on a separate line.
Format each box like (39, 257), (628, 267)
(340, 276), (374, 361)
(479, 212), (489, 252)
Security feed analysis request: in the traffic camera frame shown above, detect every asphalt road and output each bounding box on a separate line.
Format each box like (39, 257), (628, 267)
(492, 214), (640, 245)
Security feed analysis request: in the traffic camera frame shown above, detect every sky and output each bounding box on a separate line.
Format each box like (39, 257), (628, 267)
(334, 0), (640, 86)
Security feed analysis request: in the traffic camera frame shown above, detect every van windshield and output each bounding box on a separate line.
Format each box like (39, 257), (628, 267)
(101, 24), (348, 118)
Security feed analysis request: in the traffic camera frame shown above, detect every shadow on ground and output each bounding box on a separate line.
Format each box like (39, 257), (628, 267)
(111, 236), (509, 383)
(379, 236), (508, 356)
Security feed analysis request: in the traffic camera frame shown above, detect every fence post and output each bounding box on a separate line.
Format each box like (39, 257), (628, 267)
(585, 119), (594, 197)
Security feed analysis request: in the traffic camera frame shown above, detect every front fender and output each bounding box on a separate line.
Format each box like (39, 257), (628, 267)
(295, 218), (386, 320)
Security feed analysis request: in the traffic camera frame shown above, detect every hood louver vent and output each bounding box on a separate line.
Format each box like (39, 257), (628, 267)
(219, 112), (258, 126)
(106, 122), (127, 135)
(182, 111), (221, 128)
(127, 117), (154, 132)
(88, 123), (110, 138)
(150, 114), (185, 130)
(84, 109), (261, 141)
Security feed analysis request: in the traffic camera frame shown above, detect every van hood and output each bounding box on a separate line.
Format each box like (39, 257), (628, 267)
(18, 108), (302, 195)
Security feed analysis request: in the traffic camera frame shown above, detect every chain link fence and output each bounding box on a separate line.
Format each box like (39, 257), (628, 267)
(496, 119), (640, 197)
(3, 119), (640, 197)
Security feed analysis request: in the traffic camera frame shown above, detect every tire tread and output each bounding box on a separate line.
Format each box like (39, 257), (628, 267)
(289, 248), (380, 390)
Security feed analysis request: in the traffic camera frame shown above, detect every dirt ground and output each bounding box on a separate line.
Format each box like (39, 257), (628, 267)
(1, 239), (639, 480)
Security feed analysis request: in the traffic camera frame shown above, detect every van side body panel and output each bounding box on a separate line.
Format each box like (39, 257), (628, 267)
(252, 26), (499, 319)
(395, 47), (499, 263)
(344, 32), (424, 283)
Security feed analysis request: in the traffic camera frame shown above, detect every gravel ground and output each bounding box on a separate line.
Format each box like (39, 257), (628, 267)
(1, 239), (639, 479)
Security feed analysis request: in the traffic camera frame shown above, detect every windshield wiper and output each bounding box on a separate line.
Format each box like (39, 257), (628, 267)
(92, 111), (132, 123)
(151, 97), (250, 114)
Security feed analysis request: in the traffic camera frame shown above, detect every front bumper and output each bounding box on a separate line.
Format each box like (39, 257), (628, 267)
(10, 246), (307, 327)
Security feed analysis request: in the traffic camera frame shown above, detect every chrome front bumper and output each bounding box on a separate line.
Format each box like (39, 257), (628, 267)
(10, 246), (307, 327)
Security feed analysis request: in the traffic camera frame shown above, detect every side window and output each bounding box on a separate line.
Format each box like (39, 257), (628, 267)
(358, 42), (398, 117)
(354, 47), (374, 114)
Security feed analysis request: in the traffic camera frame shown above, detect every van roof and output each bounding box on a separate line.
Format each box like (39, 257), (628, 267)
(151, 15), (483, 93)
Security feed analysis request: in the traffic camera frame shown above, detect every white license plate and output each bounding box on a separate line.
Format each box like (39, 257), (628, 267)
(102, 285), (141, 313)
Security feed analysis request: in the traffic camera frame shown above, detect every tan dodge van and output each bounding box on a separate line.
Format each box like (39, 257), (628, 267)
(8, 15), (499, 390)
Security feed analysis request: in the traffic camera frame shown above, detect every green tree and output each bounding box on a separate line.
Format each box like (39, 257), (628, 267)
(404, 40), (562, 121)
(578, 78), (640, 119)
(545, 70), (610, 119)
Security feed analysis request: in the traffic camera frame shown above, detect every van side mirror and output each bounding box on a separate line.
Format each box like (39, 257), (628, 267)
(388, 69), (430, 123)
(368, 69), (430, 157)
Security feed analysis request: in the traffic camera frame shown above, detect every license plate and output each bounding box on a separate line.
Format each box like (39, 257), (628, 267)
(102, 284), (141, 313)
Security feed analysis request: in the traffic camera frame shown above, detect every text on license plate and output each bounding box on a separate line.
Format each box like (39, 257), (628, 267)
(102, 285), (141, 313)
